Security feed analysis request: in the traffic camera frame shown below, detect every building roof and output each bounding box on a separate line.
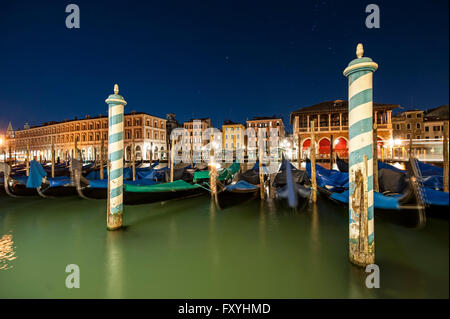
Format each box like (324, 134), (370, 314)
(223, 120), (244, 126)
(16, 111), (165, 131)
(184, 118), (211, 123)
(247, 116), (284, 121)
(425, 104), (449, 120)
(290, 99), (399, 123)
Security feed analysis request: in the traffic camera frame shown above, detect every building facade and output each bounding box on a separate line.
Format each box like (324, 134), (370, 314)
(182, 118), (211, 152)
(290, 100), (397, 159)
(246, 117), (286, 155)
(222, 120), (245, 151)
(12, 111), (167, 162)
(391, 105), (449, 159)
(165, 113), (181, 146)
(392, 110), (425, 140)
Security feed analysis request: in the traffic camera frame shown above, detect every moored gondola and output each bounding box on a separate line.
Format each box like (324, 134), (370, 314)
(272, 158), (312, 208)
(124, 179), (208, 205)
(306, 159), (426, 225)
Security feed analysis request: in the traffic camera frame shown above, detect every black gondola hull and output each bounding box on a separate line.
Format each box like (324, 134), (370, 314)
(124, 187), (207, 205)
(216, 188), (259, 210)
(81, 187), (108, 199)
(7, 183), (38, 196)
(39, 185), (78, 197)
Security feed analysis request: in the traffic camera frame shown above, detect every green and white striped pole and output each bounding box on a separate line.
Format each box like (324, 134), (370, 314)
(106, 84), (127, 231)
(343, 44), (378, 266)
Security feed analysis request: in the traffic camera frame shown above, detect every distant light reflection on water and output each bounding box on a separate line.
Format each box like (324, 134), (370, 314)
(0, 232), (16, 271)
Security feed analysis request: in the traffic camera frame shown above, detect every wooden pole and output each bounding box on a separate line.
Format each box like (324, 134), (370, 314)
(373, 123), (379, 192)
(408, 134), (413, 159)
(51, 141), (55, 178)
(170, 141), (174, 182)
(259, 150), (265, 200)
(310, 120), (317, 203)
(330, 134), (334, 169)
(149, 142), (153, 167)
(209, 140), (217, 199)
(26, 142), (30, 176)
(8, 142), (12, 172)
(132, 134), (136, 181)
(74, 137), (78, 161)
(443, 121), (449, 192)
(362, 155), (370, 257)
(100, 138), (104, 180)
(297, 134), (301, 169)
(94, 146), (97, 167)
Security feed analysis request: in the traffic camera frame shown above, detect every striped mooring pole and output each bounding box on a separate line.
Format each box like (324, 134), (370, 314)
(343, 43), (378, 267)
(105, 84), (127, 231)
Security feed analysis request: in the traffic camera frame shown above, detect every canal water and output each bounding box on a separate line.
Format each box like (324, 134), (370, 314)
(0, 192), (448, 298)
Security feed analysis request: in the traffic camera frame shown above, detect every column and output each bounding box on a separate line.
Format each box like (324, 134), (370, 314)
(106, 84), (127, 231)
(343, 43), (378, 267)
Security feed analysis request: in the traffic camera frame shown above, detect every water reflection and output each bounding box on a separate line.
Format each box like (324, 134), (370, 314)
(168, 216), (177, 249)
(105, 231), (124, 298)
(209, 199), (219, 267)
(259, 200), (266, 249)
(310, 203), (320, 253)
(0, 232), (16, 270)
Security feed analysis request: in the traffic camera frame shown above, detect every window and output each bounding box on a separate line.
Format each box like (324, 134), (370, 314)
(406, 134), (410, 139)
(406, 124), (411, 130)
(417, 114), (422, 118)
(425, 127), (429, 132)
(407, 114), (412, 118)
(417, 123), (420, 129)
(416, 136), (420, 139)
(396, 124), (400, 130)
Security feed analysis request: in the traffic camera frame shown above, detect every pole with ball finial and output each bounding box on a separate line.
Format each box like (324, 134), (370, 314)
(105, 84), (127, 230)
(343, 43), (378, 267)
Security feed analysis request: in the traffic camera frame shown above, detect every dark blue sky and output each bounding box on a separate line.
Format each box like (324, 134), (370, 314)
(1, 0), (448, 133)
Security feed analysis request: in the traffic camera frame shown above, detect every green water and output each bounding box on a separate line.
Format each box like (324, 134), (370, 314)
(0, 193), (448, 298)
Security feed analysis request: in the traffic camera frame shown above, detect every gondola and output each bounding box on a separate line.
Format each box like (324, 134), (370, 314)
(216, 180), (260, 209)
(124, 179), (208, 205)
(410, 158), (449, 218)
(77, 162), (191, 200)
(215, 163), (263, 210)
(272, 158), (312, 208)
(336, 155), (348, 173)
(306, 160), (422, 219)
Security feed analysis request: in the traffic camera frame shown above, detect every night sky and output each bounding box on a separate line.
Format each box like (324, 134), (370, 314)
(0, 0), (448, 133)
